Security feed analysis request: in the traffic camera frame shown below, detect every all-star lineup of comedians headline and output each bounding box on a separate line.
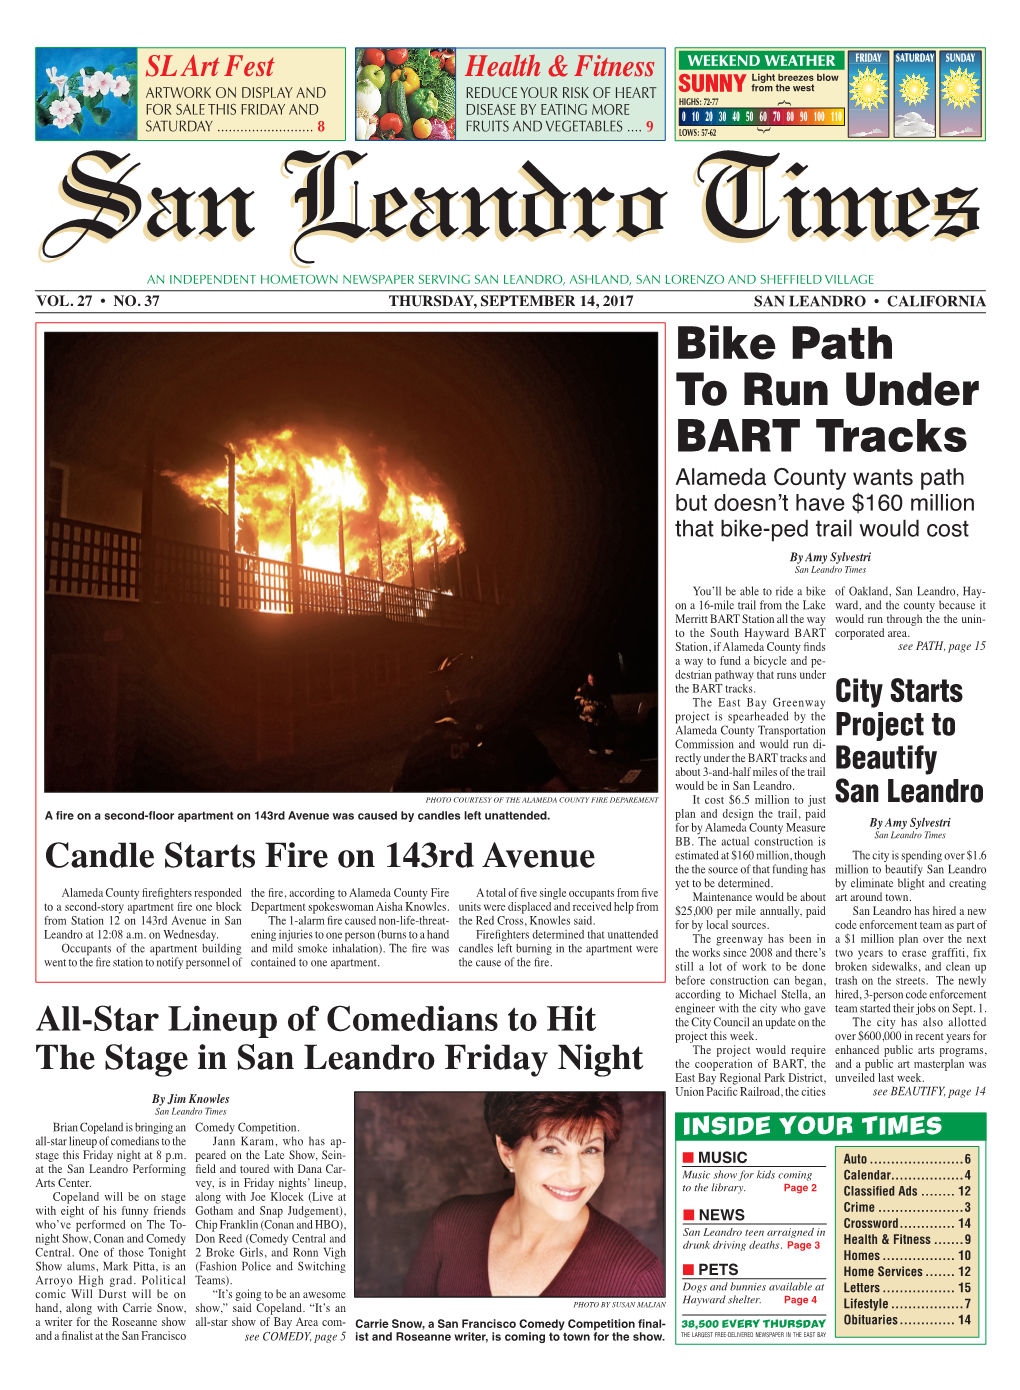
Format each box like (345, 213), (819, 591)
(35, 1004), (641, 1077)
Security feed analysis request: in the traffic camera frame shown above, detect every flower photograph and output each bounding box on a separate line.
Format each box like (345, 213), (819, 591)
(35, 47), (137, 140)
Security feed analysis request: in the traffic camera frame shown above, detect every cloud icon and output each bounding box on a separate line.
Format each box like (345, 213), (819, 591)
(942, 127), (976, 135)
(895, 111), (935, 137)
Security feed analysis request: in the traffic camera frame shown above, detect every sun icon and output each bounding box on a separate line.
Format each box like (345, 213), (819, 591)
(851, 67), (888, 111)
(941, 66), (980, 109)
(898, 73), (929, 106)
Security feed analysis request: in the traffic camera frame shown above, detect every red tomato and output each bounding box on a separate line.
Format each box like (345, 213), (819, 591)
(378, 112), (403, 133)
(386, 48), (408, 65)
(363, 48), (385, 68)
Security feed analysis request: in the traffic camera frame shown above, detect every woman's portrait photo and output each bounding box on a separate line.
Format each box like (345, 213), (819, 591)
(354, 1091), (665, 1299)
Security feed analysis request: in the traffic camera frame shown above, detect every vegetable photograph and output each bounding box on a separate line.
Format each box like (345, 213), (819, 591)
(355, 46), (456, 139)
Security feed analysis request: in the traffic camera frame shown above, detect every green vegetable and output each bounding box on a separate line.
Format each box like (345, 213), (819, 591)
(426, 72), (455, 122)
(378, 71), (393, 116)
(355, 49), (365, 71)
(407, 48), (441, 85)
(389, 79), (413, 138)
(409, 88), (439, 122)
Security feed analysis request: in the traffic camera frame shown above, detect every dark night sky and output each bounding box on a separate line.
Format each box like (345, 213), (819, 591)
(45, 330), (659, 681)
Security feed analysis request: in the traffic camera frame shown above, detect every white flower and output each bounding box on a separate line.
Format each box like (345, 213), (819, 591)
(48, 98), (75, 129)
(80, 69), (101, 98)
(97, 71), (115, 95)
(64, 95), (81, 113)
(45, 66), (68, 96)
(111, 74), (130, 97)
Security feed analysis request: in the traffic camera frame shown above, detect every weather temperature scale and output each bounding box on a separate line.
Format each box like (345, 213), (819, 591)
(678, 106), (844, 129)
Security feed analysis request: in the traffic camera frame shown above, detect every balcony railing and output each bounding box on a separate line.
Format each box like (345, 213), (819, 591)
(45, 516), (485, 629)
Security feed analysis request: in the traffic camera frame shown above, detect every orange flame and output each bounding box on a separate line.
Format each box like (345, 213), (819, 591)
(165, 430), (463, 583)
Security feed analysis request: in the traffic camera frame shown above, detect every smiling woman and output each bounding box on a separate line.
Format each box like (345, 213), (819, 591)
(403, 1093), (664, 1298)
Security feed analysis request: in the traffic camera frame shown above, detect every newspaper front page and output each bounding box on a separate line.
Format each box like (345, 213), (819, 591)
(12, 3), (1014, 1381)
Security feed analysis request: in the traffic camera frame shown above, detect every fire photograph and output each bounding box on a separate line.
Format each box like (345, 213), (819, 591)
(43, 329), (659, 794)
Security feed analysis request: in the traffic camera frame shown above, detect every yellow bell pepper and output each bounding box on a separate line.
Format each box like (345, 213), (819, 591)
(391, 65), (420, 95)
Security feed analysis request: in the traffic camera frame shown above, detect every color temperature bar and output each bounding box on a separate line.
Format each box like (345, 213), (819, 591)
(678, 106), (845, 126)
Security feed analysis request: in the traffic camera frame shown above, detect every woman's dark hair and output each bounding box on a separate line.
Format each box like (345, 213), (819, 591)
(483, 1092), (624, 1155)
